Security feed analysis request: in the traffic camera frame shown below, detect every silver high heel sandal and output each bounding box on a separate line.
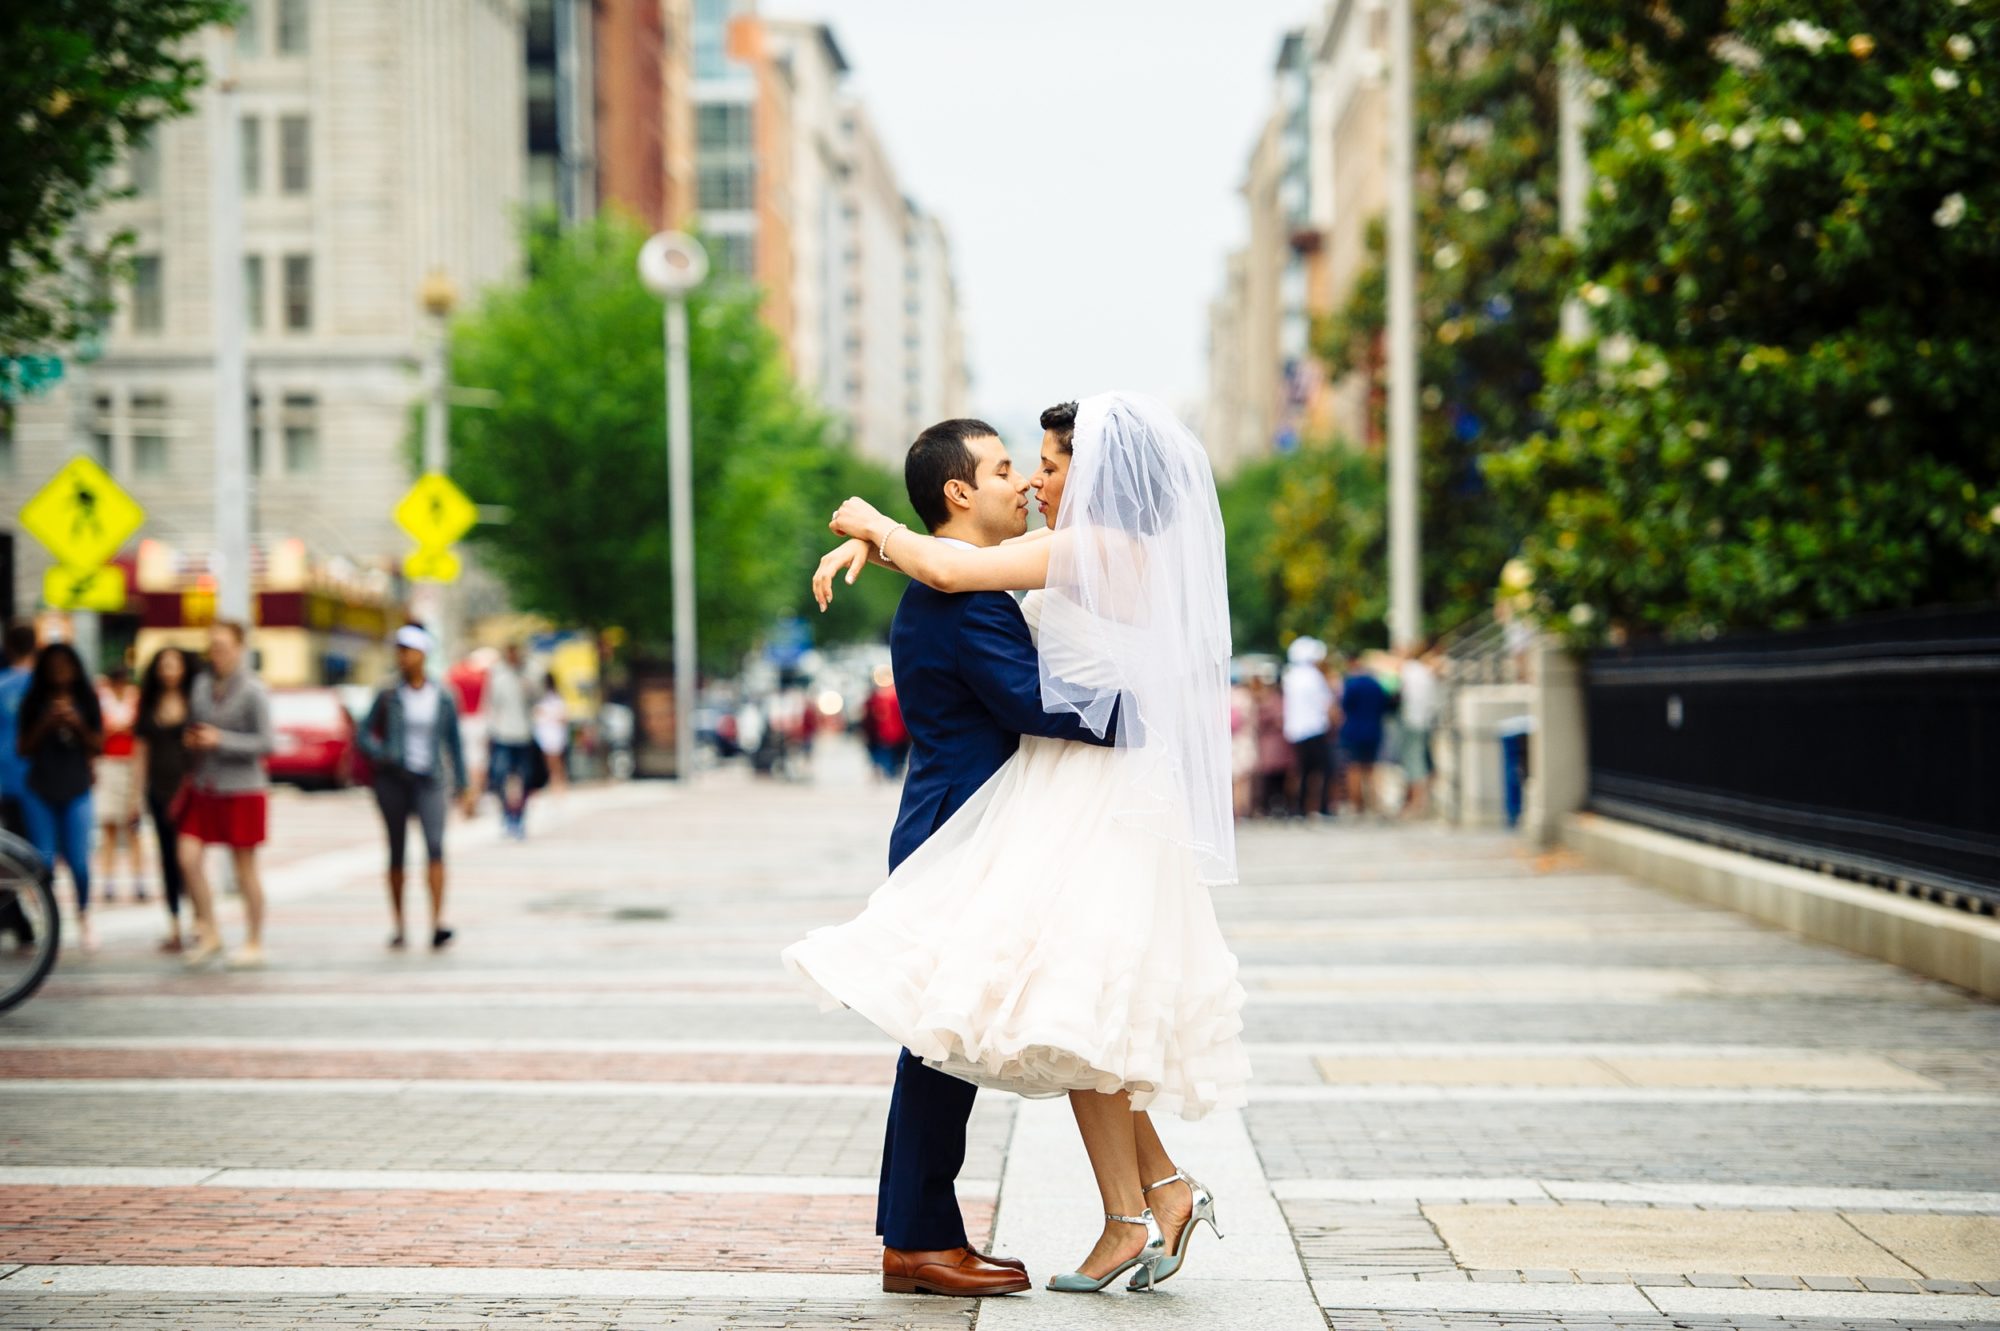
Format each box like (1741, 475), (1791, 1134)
(1047, 1209), (1166, 1293)
(1128, 1170), (1222, 1289)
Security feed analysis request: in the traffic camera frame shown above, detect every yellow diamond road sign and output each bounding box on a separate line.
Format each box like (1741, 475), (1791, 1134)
(404, 547), (462, 584)
(19, 455), (145, 571)
(394, 472), (477, 550)
(43, 564), (126, 612)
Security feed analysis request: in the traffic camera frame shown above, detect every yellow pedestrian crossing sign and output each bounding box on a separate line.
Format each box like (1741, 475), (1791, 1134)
(19, 455), (145, 572)
(394, 472), (477, 550)
(42, 564), (126, 612)
(403, 547), (462, 584)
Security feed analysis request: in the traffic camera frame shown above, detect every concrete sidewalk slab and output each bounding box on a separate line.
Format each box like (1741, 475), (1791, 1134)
(1423, 1202), (1923, 1279)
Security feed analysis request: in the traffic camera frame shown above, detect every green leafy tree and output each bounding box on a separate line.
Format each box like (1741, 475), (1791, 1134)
(1316, 0), (1563, 636)
(1, 0), (236, 360)
(1215, 453), (1288, 653)
(447, 216), (896, 669)
(1265, 442), (1389, 652)
(1488, 1), (2000, 643)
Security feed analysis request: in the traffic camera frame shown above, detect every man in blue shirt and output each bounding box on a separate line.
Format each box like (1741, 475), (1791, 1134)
(0, 619), (41, 947)
(0, 620), (39, 839)
(1337, 652), (1390, 816)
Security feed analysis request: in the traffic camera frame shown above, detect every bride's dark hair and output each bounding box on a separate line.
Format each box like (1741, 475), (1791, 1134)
(1040, 401), (1078, 454)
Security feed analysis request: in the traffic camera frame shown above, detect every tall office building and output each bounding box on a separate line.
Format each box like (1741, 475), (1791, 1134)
(7, 0), (526, 620)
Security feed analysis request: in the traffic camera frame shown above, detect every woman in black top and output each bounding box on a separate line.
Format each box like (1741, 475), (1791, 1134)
(133, 647), (198, 953)
(16, 643), (104, 952)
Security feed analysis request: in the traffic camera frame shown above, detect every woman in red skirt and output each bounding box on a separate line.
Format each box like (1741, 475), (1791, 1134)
(178, 621), (274, 969)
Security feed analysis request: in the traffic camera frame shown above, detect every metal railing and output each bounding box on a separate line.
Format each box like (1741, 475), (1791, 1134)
(1584, 604), (2000, 913)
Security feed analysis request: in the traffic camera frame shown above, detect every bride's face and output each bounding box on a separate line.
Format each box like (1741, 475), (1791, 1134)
(1033, 436), (1072, 526)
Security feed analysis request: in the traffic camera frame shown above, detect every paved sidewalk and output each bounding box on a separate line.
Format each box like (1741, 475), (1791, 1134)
(0, 744), (1994, 1329)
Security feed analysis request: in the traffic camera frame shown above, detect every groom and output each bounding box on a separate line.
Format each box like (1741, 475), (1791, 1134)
(875, 417), (1119, 1297)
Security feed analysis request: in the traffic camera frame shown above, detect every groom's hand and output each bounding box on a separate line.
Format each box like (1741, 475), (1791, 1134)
(813, 539), (872, 611)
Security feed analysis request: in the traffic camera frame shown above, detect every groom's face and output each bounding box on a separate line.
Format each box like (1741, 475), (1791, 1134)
(959, 433), (1032, 544)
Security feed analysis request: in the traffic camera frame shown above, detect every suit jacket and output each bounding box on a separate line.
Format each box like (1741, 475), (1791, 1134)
(887, 583), (1117, 872)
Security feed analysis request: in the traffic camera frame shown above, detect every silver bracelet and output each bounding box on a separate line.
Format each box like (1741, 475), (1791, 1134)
(878, 522), (908, 563)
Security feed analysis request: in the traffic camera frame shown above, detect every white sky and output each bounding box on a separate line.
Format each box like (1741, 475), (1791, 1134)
(763, 0), (1315, 448)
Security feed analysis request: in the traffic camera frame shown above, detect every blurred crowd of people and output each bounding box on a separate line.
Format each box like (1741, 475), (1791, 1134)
(0, 615), (589, 964)
(1230, 638), (1442, 823)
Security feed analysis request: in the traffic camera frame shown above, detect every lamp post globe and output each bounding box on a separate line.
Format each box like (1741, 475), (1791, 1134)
(638, 232), (708, 297)
(419, 268), (457, 320)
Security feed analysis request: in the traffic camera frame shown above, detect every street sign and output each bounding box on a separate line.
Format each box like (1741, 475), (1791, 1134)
(393, 472), (477, 550)
(403, 547), (462, 584)
(42, 564), (125, 612)
(18, 456), (146, 571)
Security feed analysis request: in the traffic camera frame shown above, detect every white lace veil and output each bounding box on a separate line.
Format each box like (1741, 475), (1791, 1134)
(1035, 391), (1237, 886)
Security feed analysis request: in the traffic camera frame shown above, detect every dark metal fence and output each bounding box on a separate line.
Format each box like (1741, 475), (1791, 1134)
(1584, 604), (2000, 912)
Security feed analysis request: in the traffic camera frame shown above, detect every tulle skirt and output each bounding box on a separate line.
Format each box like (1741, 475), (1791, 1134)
(782, 737), (1251, 1119)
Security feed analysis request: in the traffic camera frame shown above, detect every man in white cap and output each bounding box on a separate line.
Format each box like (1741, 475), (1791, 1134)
(358, 624), (473, 950)
(1282, 636), (1338, 819)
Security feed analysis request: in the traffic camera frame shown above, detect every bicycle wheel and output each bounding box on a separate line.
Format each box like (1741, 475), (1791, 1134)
(0, 830), (59, 1013)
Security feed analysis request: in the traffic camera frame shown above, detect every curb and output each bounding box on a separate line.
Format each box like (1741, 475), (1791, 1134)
(1563, 813), (2000, 1000)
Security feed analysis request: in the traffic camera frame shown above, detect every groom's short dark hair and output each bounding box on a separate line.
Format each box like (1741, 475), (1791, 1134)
(906, 418), (998, 532)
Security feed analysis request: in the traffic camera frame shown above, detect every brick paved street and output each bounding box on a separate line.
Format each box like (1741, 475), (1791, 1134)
(1, 748), (1995, 1329)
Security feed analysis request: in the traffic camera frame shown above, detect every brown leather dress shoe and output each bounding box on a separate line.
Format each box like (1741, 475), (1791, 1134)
(971, 1247), (1026, 1272)
(882, 1245), (1032, 1296)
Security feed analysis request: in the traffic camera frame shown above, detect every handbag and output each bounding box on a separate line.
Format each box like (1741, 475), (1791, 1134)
(526, 743), (551, 793)
(166, 778), (196, 827)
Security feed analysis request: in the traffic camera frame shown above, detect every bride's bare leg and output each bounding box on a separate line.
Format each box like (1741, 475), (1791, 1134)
(1133, 1109), (1194, 1248)
(1068, 1089), (1153, 1277)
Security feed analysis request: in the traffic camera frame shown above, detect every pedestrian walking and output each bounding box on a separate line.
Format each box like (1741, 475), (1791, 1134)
(178, 621), (274, 969)
(1397, 641), (1439, 819)
(1251, 674), (1291, 817)
(1338, 654), (1390, 817)
(93, 665), (145, 903)
(0, 620), (37, 840)
(531, 675), (569, 793)
(483, 641), (536, 838)
(358, 625), (473, 951)
(860, 666), (909, 780)
(132, 647), (197, 953)
(1282, 637), (1336, 819)
(16, 642), (105, 951)
(1230, 677), (1257, 818)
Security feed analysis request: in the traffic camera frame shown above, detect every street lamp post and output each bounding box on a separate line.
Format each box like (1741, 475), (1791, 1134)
(1386, 0), (1422, 649)
(208, 26), (250, 626)
(638, 232), (708, 782)
(417, 269), (457, 661)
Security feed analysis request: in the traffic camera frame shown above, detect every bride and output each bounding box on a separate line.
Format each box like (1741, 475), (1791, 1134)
(784, 391), (1250, 1293)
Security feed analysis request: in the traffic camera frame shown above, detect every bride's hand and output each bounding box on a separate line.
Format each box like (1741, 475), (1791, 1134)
(813, 538), (871, 612)
(830, 496), (889, 543)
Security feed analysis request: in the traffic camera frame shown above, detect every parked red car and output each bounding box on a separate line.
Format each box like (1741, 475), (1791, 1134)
(267, 688), (360, 789)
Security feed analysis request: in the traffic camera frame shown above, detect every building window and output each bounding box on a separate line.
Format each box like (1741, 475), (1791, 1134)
(131, 393), (169, 476)
(0, 402), (15, 475)
(244, 255), (265, 331)
(697, 164), (753, 211)
(697, 104), (751, 153)
(281, 393), (318, 473)
(276, 0), (308, 54)
(279, 116), (309, 194)
(236, 0), (261, 54)
(282, 254), (312, 330)
(91, 394), (113, 470)
(131, 255), (163, 333)
(711, 234), (753, 277)
(248, 392), (264, 475)
(129, 131), (160, 197)
(240, 116), (261, 193)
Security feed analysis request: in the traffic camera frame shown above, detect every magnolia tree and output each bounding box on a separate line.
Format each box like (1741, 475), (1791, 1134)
(1488, 0), (2000, 643)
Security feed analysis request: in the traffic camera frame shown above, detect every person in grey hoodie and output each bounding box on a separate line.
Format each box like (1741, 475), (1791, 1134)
(178, 621), (274, 969)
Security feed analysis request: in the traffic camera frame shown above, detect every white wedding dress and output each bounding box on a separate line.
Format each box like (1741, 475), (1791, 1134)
(783, 590), (1252, 1120)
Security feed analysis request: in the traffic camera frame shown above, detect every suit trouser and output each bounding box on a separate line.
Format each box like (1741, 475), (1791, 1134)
(877, 1048), (977, 1250)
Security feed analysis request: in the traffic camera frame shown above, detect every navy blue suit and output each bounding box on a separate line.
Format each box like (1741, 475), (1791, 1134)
(877, 580), (1116, 1251)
